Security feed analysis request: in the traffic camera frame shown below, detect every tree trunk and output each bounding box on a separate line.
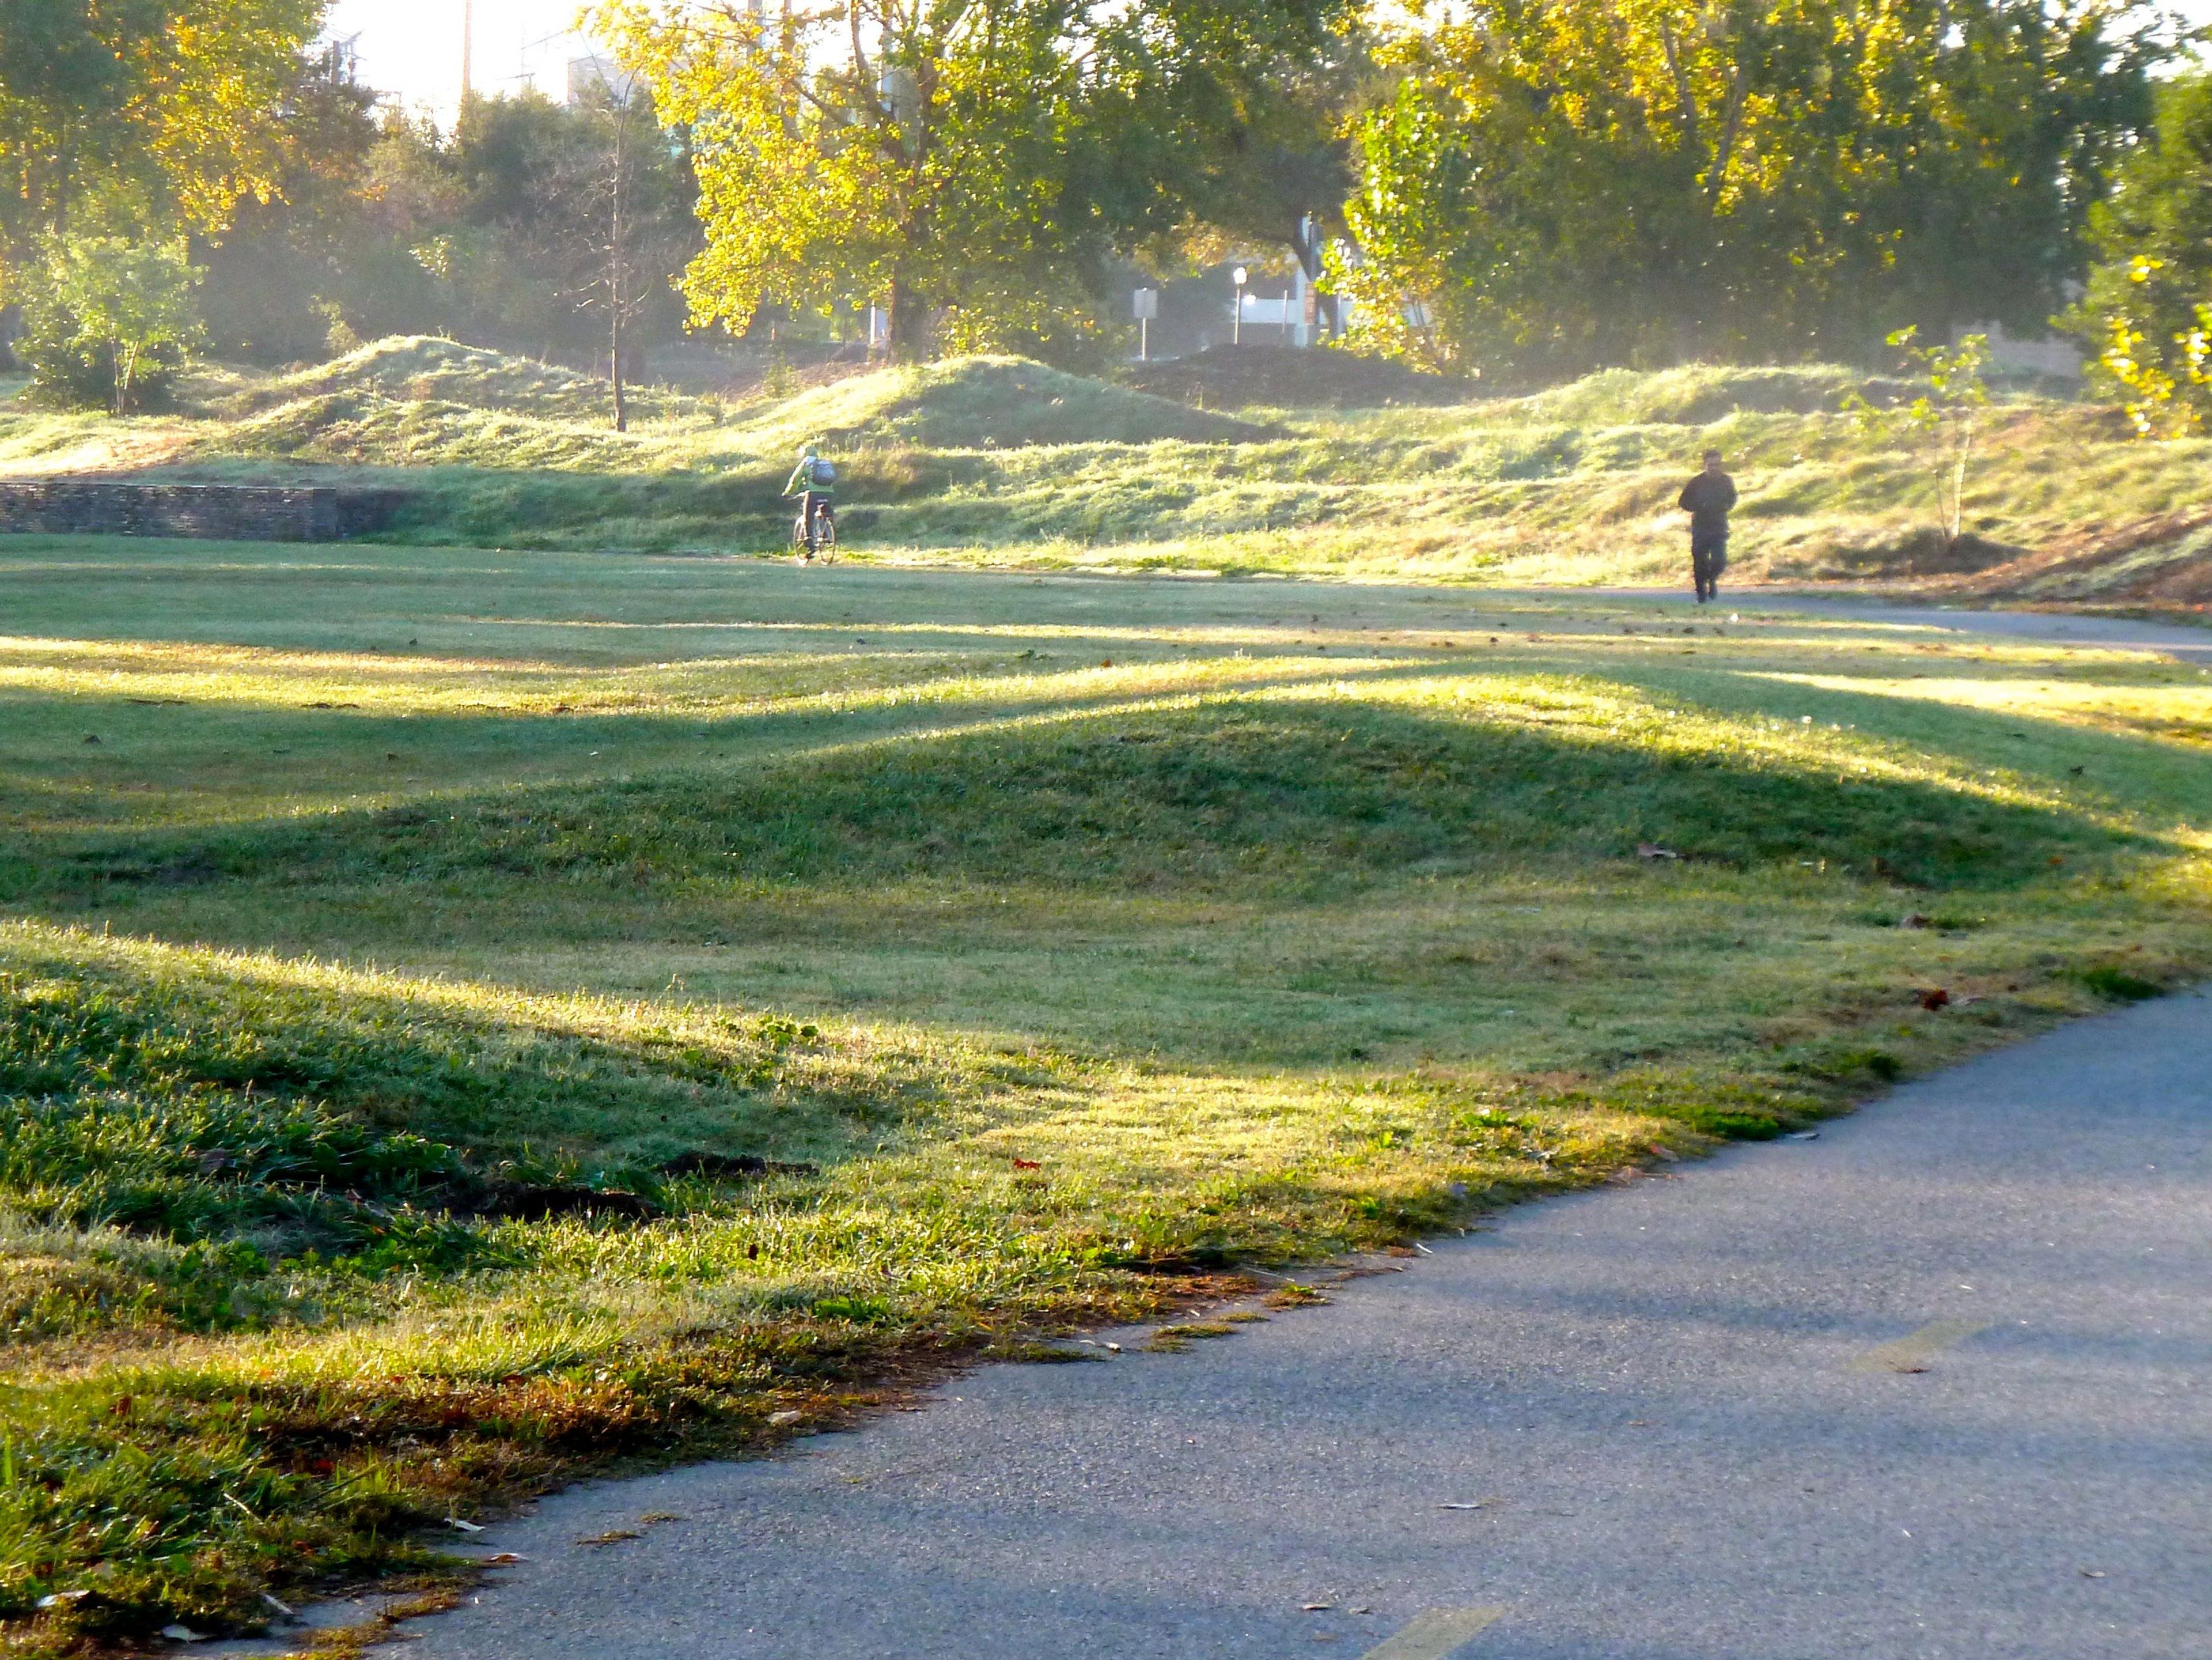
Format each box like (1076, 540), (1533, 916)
(611, 312), (627, 433)
(609, 92), (631, 433)
(887, 278), (929, 362)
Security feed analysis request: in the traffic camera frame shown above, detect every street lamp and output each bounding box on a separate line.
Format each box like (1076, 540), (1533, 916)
(1232, 265), (1248, 346)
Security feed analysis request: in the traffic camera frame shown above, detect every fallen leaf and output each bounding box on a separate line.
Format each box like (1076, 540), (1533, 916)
(1636, 842), (1681, 861)
(1438, 1502), (1486, 1510)
(1900, 913), (1933, 929)
(577, 1529), (643, 1547)
(35, 1591), (91, 1609)
(159, 1625), (207, 1643)
(482, 1552), (525, 1565)
(1012, 1158), (1041, 1170)
(768, 1409), (804, 1427)
(1918, 988), (1951, 1011)
(2080, 1569), (2106, 1579)
(1785, 1130), (1820, 1141)
(445, 1516), (484, 1533)
(1301, 1602), (1335, 1610)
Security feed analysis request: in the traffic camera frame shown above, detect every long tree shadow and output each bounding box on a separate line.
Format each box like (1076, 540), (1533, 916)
(1594, 658), (2212, 829)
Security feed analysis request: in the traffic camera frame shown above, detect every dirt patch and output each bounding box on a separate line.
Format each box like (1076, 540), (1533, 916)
(1904, 510), (2212, 608)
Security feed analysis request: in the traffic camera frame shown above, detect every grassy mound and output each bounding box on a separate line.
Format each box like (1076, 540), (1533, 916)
(0, 933), (978, 1326)
(730, 355), (1265, 449)
(80, 683), (2130, 902)
(1122, 345), (1477, 410)
(9, 336), (2211, 609)
(1506, 362), (1904, 426)
(227, 337), (680, 422)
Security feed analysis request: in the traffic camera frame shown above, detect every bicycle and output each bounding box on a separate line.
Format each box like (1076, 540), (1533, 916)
(790, 498), (836, 563)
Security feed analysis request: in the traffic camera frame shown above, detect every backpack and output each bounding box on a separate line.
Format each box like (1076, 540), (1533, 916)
(808, 457), (837, 487)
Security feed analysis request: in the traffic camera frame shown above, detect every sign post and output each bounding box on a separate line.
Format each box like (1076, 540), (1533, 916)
(1132, 288), (1158, 361)
(1232, 266), (1247, 346)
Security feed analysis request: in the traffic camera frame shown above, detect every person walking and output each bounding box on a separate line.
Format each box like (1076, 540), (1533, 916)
(1677, 448), (1736, 604)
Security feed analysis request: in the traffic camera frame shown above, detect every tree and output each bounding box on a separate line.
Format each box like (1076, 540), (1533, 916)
(597, 0), (1354, 361)
(2066, 73), (2212, 436)
(1846, 327), (1991, 547)
(467, 84), (698, 429)
(1333, 0), (2160, 379)
(194, 44), (385, 364)
(19, 236), (202, 411)
(0, 0), (320, 282)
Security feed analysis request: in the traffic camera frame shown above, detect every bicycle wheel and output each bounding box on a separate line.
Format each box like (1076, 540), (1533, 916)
(791, 512), (813, 562)
(816, 511), (837, 563)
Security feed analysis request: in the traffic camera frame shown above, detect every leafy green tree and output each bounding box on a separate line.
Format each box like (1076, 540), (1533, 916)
(2067, 73), (2212, 436)
(1335, 0), (2158, 379)
(600, 0), (1353, 361)
(0, 0), (320, 282)
(20, 236), (202, 410)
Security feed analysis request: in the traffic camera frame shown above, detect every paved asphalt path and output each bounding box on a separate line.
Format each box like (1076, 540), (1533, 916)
(1593, 588), (2212, 660)
(372, 984), (2211, 1660)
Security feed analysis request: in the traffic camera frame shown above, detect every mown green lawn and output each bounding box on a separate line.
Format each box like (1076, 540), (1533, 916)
(1, 535), (2208, 1652)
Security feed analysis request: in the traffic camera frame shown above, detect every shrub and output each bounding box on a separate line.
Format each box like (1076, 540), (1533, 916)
(17, 237), (203, 412)
(2079, 963), (2161, 1001)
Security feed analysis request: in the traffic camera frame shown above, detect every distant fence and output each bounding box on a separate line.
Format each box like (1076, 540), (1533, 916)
(0, 479), (410, 542)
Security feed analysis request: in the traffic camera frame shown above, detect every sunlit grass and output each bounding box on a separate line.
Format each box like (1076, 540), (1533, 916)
(0, 540), (2208, 1650)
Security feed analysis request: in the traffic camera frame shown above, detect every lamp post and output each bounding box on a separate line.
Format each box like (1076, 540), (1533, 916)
(1232, 265), (1247, 347)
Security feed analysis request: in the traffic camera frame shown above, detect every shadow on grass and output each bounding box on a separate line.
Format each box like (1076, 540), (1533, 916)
(1613, 659), (2212, 830)
(12, 685), (2148, 900)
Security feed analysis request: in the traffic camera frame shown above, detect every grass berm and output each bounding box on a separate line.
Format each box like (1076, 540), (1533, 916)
(0, 356), (2209, 1651)
(3, 338), (2211, 608)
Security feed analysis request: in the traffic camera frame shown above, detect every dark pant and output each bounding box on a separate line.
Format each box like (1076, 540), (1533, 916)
(800, 491), (833, 544)
(1691, 530), (1728, 600)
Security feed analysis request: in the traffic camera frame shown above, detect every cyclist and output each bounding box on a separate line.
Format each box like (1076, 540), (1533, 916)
(783, 443), (836, 559)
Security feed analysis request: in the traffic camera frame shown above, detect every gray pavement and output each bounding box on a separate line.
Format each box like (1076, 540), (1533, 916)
(1732, 595), (2212, 659)
(1590, 588), (2212, 659)
(382, 987), (2211, 1660)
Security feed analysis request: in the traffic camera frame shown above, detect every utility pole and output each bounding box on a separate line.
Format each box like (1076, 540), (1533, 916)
(608, 78), (634, 432)
(460, 0), (475, 105)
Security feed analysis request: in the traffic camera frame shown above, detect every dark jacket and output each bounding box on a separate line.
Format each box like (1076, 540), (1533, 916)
(1678, 472), (1737, 536)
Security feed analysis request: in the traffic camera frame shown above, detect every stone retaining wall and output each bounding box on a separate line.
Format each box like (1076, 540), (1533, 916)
(0, 479), (408, 542)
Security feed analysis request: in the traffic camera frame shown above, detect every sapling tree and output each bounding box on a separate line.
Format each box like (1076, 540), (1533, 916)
(1846, 327), (1991, 549)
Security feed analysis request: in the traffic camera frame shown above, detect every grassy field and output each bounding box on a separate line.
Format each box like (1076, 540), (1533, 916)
(6, 339), (2212, 607)
(0, 534), (2209, 1650)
